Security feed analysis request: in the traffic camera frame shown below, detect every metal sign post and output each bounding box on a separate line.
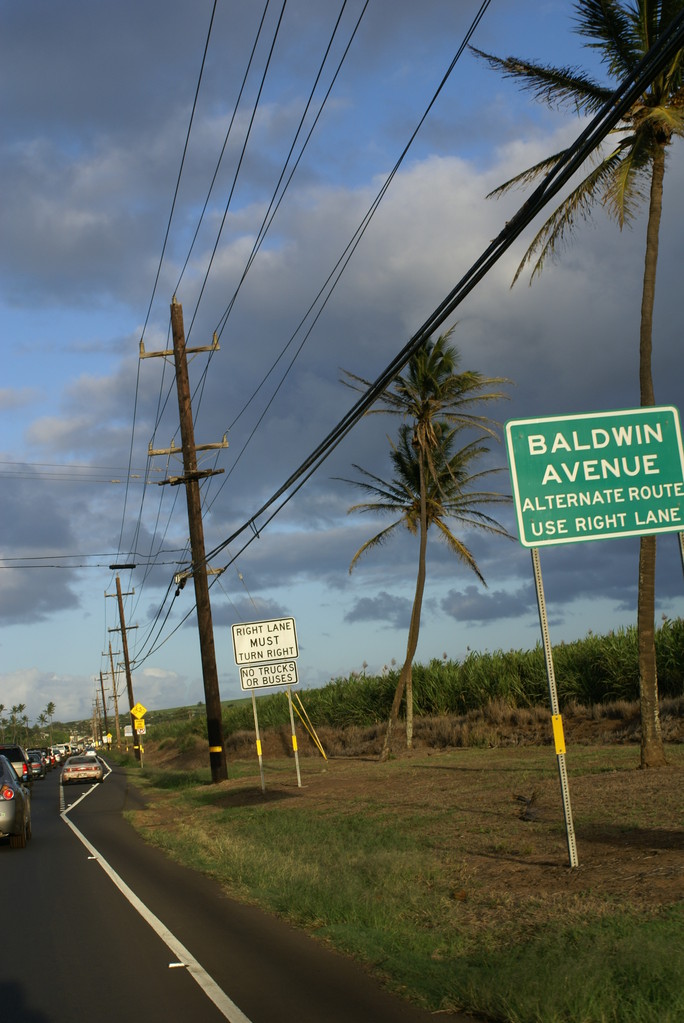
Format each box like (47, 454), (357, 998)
(251, 691), (266, 794)
(531, 548), (578, 869)
(505, 405), (684, 870)
(286, 687), (302, 788)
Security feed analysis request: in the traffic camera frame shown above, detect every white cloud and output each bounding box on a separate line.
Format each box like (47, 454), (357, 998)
(0, 0), (681, 719)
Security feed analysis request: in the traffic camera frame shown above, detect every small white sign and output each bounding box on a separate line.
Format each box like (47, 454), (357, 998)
(239, 661), (298, 690)
(231, 617), (298, 665)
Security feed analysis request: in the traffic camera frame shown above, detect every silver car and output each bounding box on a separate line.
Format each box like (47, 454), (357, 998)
(0, 754), (32, 849)
(61, 755), (104, 785)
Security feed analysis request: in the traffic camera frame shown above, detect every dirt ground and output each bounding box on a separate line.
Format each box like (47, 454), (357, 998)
(140, 722), (684, 923)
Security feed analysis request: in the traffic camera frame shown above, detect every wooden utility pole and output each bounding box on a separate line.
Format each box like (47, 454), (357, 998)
(142, 300), (228, 783)
(99, 671), (109, 738)
(111, 575), (140, 761)
(172, 299), (227, 783)
(108, 642), (122, 749)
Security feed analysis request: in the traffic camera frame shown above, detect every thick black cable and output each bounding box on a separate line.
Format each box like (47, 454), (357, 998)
(219, 0), (493, 438)
(202, 0), (492, 515)
(199, 9), (684, 571)
(197, 0), (367, 518)
(140, 7), (684, 661)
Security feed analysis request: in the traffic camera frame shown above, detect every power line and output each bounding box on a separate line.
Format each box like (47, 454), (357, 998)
(184, 0), (290, 345)
(120, 1), (501, 660)
(126, 2), (362, 639)
(203, 0), (494, 511)
(121, 4), (684, 662)
(139, 0), (220, 348)
(173, 0), (274, 299)
(212, 0), (367, 341)
(113, 1), (220, 596)
(196, 8), (684, 573)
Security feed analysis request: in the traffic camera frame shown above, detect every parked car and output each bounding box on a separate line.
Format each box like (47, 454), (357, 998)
(61, 755), (104, 785)
(0, 744), (32, 787)
(0, 754), (32, 848)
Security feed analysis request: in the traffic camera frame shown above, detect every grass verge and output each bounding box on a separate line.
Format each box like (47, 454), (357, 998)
(120, 744), (684, 1022)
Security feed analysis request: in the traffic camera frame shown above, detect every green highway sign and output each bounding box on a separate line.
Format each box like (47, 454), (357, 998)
(505, 406), (684, 547)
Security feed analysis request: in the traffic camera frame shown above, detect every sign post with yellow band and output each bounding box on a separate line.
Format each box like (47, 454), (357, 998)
(506, 406), (684, 869)
(232, 616), (301, 792)
(530, 548), (578, 869)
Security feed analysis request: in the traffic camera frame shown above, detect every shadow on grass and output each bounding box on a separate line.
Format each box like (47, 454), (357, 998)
(577, 822), (684, 850)
(195, 786), (301, 809)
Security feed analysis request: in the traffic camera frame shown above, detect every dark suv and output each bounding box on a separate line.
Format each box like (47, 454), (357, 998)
(0, 745), (32, 786)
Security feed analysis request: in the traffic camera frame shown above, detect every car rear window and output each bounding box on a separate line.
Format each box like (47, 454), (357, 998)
(0, 746), (25, 761)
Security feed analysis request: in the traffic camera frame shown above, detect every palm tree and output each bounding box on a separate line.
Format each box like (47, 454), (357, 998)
(37, 712), (48, 743)
(10, 704), (25, 743)
(0, 704), (5, 742)
(341, 333), (511, 759)
(45, 701), (56, 746)
(473, 1), (684, 768)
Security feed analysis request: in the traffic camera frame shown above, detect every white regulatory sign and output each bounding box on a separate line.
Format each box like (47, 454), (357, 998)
(231, 616), (298, 665)
(239, 660), (299, 690)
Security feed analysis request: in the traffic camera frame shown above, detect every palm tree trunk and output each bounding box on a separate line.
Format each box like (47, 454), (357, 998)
(637, 143), (666, 768)
(379, 456), (429, 761)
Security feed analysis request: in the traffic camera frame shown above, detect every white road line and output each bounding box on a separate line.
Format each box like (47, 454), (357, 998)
(61, 790), (253, 1023)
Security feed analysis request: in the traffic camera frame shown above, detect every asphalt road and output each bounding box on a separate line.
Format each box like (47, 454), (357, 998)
(0, 761), (468, 1022)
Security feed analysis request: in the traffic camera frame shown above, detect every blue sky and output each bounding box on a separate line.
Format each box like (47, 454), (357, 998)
(1, 0), (682, 726)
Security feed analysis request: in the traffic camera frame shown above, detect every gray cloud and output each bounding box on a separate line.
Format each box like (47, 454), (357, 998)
(344, 590), (414, 629)
(1, 1), (682, 719)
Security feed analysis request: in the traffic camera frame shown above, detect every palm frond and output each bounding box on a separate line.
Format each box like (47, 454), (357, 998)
(511, 143), (629, 284)
(335, 462), (411, 509)
(348, 521), (404, 573)
(486, 150), (568, 199)
(430, 523), (486, 585)
(604, 131), (652, 223)
(638, 100), (684, 138)
(480, 1), (684, 290)
(470, 47), (612, 114)
(574, 0), (641, 78)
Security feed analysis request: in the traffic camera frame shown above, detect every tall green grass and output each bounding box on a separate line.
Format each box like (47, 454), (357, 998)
(144, 618), (684, 741)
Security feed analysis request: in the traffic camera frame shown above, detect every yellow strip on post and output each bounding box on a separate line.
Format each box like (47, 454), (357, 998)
(256, 739), (262, 756)
(292, 735), (298, 752)
(552, 714), (566, 755)
(209, 746), (223, 753)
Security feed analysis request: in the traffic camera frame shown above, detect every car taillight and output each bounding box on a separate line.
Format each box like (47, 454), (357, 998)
(22, 765), (28, 780)
(1, 785), (14, 800)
